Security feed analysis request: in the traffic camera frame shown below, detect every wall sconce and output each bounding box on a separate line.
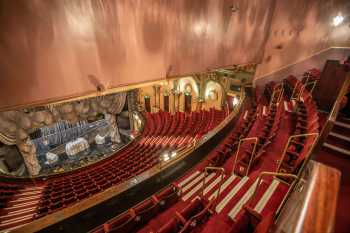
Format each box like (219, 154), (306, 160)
(162, 153), (169, 162)
(232, 96), (239, 106)
(171, 151), (177, 158)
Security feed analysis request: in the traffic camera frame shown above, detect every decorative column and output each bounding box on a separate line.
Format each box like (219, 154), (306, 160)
(157, 86), (161, 110)
(144, 96), (151, 112)
(176, 91), (182, 112)
(163, 92), (170, 112)
(152, 85), (161, 111)
(196, 97), (204, 111)
(184, 92), (192, 112)
(127, 90), (138, 131)
(171, 89), (176, 113)
(152, 85), (157, 111)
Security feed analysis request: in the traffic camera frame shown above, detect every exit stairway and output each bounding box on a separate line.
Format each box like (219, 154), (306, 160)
(323, 116), (350, 156)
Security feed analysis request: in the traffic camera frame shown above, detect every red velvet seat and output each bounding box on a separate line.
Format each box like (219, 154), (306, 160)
(180, 200), (213, 233)
(155, 185), (180, 210)
(179, 197), (206, 221)
(208, 152), (227, 167)
(133, 197), (159, 224)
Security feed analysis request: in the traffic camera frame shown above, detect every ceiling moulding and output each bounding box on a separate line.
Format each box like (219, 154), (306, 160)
(254, 47), (350, 81)
(1, 62), (256, 112)
(0, 78), (166, 113)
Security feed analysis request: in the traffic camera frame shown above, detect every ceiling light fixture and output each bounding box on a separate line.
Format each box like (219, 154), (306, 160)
(232, 96), (239, 106)
(333, 13), (344, 27)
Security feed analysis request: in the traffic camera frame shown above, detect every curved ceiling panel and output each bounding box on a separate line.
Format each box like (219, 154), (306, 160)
(0, 0), (275, 110)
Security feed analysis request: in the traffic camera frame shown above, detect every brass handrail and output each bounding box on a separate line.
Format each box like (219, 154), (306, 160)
(270, 83), (284, 108)
(276, 133), (319, 173)
(303, 80), (317, 95)
(274, 71), (349, 226)
(290, 77), (314, 102)
(232, 137), (258, 176)
(201, 167), (225, 207)
(308, 72), (350, 160)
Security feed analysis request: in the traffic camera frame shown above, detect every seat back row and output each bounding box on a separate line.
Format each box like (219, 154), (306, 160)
(153, 197), (213, 233)
(91, 184), (180, 233)
(208, 105), (258, 168)
(234, 99), (284, 176)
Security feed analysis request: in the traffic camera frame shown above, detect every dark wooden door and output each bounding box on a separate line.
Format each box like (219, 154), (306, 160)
(144, 97), (151, 112)
(184, 94), (192, 112)
(315, 60), (348, 111)
(164, 95), (169, 112)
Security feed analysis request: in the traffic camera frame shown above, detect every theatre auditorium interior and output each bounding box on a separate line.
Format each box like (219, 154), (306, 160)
(1, 1), (350, 233)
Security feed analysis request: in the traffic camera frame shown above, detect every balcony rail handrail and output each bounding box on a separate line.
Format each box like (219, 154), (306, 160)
(232, 137), (259, 176)
(201, 167), (225, 207)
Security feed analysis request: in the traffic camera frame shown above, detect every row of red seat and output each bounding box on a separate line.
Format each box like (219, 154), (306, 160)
(301, 68), (321, 84)
(87, 71), (322, 233)
(229, 74), (321, 233)
(0, 109), (226, 230)
(140, 109), (226, 149)
(234, 102), (284, 176)
(208, 105), (258, 168)
(143, 109), (226, 138)
(264, 68), (320, 101)
(280, 101), (319, 174)
(91, 184), (180, 233)
(154, 197), (213, 233)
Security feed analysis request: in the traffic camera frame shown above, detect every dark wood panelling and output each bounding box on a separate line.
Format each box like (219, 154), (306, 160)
(163, 95), (169, 112)
(275, 161), (340, 233)
(315, 60), (348, 111)
(184, 94), (192, 112)
(144, 97), (151, 113)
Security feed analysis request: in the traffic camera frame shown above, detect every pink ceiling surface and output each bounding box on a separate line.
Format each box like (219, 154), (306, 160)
(0, 0), (275, 110)
(255, 0), (350, 79)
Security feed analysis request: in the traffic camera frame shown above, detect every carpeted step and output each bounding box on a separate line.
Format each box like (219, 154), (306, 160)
(331, 124), (350, 138)
(323, 143), (350, 156)
(179, 173), (205, 194)
(216, 176), (260, 216)
(181, 172), (217, 201)
(337, 116), (350, 125)
(227, 179), (259, 219)
(325, 134), (350, 151)
(177, 170), (201, 188)
(334, 121), (350, 130)
(208, 174), (239, 202)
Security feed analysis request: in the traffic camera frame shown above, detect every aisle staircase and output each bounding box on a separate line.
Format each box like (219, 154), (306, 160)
(176, 169), (289, 222)
(323, 116), (350, 156)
